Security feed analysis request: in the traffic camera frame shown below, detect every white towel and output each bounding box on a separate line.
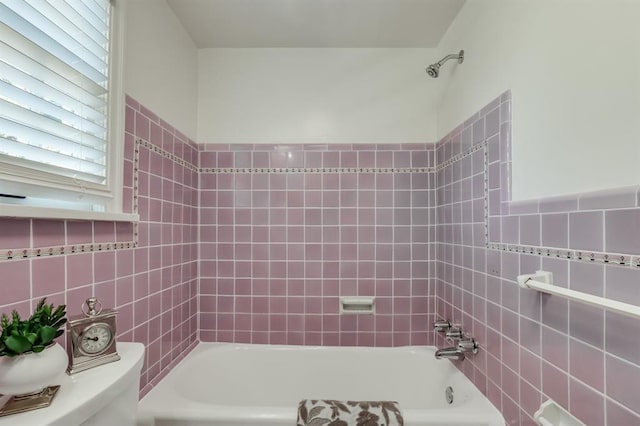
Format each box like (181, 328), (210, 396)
(297, 399), (404, 426)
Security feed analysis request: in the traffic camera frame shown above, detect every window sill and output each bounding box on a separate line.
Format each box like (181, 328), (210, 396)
(0, 205), (139, 222)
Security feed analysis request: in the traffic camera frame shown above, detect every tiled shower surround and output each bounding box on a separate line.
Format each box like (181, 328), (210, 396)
(435, 92), (640, 425)
(0, 93), (638, 424)
(198, 143), (436, 346)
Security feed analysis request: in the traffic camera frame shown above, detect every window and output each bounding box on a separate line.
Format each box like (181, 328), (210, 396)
(0, 0), (126, 217)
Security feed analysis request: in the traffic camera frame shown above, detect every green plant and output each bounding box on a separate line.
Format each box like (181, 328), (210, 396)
(0, 298), (67, 357)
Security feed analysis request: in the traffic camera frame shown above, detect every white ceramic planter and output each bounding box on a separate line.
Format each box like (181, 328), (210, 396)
(0, 342), (68, 395)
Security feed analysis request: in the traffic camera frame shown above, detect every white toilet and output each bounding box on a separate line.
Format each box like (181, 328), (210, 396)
(0, 342), (144, 426)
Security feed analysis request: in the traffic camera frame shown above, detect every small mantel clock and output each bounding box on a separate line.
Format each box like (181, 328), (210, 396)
(67, 297), (120, 374)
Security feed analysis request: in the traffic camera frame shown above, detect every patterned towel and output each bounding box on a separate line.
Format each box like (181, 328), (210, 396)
(297, 399), (404, 426)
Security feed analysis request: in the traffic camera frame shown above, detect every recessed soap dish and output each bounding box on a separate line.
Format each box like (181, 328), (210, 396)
(340, 297), (375, 314)
(534, 399), (585, 426)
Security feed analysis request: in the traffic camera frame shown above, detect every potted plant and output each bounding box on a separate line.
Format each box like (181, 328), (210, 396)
(0, 298), (68, 396)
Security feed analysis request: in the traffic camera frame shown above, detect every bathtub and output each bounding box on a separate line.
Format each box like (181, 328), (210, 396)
(138, 343), (505, 426)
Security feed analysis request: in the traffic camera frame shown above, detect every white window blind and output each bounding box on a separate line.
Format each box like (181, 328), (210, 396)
(0, 0), (113, 202)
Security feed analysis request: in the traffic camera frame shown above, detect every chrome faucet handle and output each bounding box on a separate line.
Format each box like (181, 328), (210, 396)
(433, 319), (451, 333)
(445, 326), (463, 341)
(457, 337), (478, 355)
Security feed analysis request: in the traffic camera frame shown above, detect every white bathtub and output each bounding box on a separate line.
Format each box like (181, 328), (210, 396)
(138, 343), (505, 426)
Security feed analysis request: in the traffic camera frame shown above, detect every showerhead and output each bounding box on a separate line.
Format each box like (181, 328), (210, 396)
(426, 64), (440, 78)
(426, 50), (464, 78)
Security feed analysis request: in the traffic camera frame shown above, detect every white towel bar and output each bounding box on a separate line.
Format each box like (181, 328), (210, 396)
(517, 271), (640, 320)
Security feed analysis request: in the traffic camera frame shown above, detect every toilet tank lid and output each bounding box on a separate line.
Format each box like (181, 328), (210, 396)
(0, 342), (145, 426)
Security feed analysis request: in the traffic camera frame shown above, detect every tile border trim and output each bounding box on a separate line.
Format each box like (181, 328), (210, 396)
(139, 138), (198, 172)
(0, 241), (136, 261)
(435, 142), (486, 172)
(487, 242), (640, 269)
(200, 167), (435, 174)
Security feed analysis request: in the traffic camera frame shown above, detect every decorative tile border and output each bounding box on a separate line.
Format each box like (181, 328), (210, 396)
(435, 142), (486, 172)
(200, 167), (435, 174)
(0, 242), (136, 261)
(201, 143), (434, 152)
(132, 138), (142, 246)
(484, 143), (490, 246)
(487, 242), (640, 269)
(139, 138), (198, 172)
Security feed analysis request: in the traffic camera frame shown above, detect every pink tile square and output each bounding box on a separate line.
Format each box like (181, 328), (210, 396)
(340, 332), (358, 346)
(519, 348), (541, 388)
(358, 152), (375, 168)
(375, 333), (392, 347)
(0, 218), (31, 250)
(116, 276), (134, 305)
(67, 221), (93, 245)
(542, 361), (568, 409)
(116, 222), (134, 243)
(287, 298), (304, 314)
(32, 220), (65, 248)
(31, 257), (65, 298)
(67, 253), (94, 289)
(94, 251), (116, 283)
(94, 280), (116, 310)
(519, 379), (541, 418)
(542, 327), (568, 370)
(569, 378), (604, 426)
(606, 354), (640, 415)
(232, 296), (249, 312)
(607, 399), (640, 425)
(135, 111), (150, 140)
(0, 259), (30, 304)
(93, 221), (115, 244)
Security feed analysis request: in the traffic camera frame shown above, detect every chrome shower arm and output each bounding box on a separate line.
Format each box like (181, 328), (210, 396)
(436, 51), (464, 66)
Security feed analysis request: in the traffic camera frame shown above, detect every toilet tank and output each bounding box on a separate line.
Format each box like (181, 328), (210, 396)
(0, 342), (145, 426)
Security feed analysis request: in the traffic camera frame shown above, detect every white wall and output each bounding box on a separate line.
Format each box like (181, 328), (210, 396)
(197, 48), (441, 143)
(437, 0), (640, 201)
(124, 0), (198, 139)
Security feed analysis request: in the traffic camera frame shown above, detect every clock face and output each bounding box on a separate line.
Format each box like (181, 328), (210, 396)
(79, 323), (113, 355)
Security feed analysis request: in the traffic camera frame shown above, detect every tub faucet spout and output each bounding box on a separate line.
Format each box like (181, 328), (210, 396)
(435, 337), (478, 361)
(434, 346), (466, 361)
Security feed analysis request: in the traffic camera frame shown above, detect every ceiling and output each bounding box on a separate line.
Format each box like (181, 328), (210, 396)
(166, 0), (466, 48)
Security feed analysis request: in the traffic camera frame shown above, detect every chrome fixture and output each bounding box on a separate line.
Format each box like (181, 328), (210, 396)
(445, 326), (463, 341)
(456, 337), (479, 355)
(426, 50), (464, 78)
(435, 336), (478, 361)
(433, 319), (463, 340)
(434, 345), (466, 361)
(445, 386), (454, 405)
(433, 319), (451, 333)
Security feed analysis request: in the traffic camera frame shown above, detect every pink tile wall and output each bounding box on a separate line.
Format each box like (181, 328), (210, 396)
(0, 96), (199, 398)
(198, 143), (437, 347)
(436, 92), (640, 424)
(6, 90), (635, 422)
